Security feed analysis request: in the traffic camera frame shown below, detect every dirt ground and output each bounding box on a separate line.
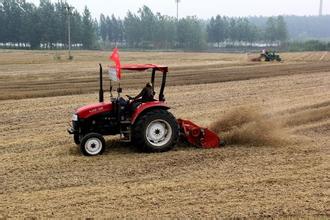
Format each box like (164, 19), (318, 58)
(0, 50), (329, 218)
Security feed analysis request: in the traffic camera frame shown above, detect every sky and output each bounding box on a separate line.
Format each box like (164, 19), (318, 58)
(27, 0), (330, 19)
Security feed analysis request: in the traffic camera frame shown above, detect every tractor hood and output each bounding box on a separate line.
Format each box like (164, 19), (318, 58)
(76, 102), (112, 119)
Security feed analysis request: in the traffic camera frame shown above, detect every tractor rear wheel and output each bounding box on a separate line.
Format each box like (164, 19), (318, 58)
(133, 109), (179, 153)
(80, 133), (106, 156)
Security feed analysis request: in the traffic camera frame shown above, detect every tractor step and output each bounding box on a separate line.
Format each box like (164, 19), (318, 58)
(119, 126), (131, 142)
(120, 120), (131, 124)
(120, 138), (131, 143)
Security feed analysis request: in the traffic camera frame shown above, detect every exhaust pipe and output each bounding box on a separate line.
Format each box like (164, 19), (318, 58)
(99, 64), (104, 102)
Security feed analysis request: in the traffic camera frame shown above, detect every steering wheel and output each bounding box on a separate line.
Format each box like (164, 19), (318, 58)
(126, 95), (134, 100)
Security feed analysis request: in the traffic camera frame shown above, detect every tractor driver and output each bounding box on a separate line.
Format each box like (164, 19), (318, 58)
(133, 82), (155, 102)
(127, 82), (154, 112)
(262, 49), (268, 55)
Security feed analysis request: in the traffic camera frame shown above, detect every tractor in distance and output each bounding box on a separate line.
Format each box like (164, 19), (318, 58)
(68, 63), (223, 156)
(250, 50), (282, 62)
(260, 50), (282, 62)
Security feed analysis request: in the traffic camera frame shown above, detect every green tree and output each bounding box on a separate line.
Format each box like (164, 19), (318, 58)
(38, 0), (57, 47)
(111, 15), (121, 44)
(138, 5), (156, 47)
(177, 16), (206, 50)
(229, 18), (238, 43)
(236, 18), (247, 42)
(124, 11), (141, 47)
(207, 15), (227, 47)
(20, 1), (40, 48)
(99, 14), (107, 41)
(82, 6), (96, 49)
(53, 1), (67, 45)
(117, 18), (124, 44)
(276, 16), (288, 43)
(71, 10), (83, 45)
(0, 1), (4, 43)
(265, 17), (277, 43)
(246, 23), (258, 44)
(154, 13), (176, 48)
(105, 16), (112, 42)
(239, 18), (257, 43)
(207, 17), (216, 45)
(2, 0), (25, 44)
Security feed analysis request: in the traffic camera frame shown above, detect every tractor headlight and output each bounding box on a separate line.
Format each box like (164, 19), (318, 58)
(72, 114), (78, 121)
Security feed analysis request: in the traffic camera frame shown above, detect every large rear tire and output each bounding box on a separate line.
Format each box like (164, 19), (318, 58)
(80, 133), (106, 156)
(133, 109), (179, 153)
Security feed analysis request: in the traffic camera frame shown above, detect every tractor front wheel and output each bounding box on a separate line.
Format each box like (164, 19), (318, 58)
(74, 134), (81, 145)
(80, 133), (106, 156)
(133, 109), (179, 153)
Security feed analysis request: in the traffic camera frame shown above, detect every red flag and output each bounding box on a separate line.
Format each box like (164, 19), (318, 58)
(109, 48), (121, 81)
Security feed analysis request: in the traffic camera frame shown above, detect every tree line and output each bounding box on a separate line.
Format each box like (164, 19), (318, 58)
(0, 0), (96, 49)
(207, 15), (287, 47)
(99, 6), (205, 49)
(1, 0), (329, 50)
(249, 15), (330, 41)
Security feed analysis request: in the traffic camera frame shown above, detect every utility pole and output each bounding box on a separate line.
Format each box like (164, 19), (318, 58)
(65, 5), (73, 59)
(175, 0), (180, 21)
(319, 0), (323, 16)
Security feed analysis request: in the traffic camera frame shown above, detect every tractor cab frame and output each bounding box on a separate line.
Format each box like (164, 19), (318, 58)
(99, 64), (168, 103)
(121, 64), (168, 102)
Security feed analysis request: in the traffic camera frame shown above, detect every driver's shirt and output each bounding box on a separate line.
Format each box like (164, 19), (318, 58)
(136, 87), (154, 102)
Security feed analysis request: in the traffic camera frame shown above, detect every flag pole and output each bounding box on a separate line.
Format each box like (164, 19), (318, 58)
(110, 79), (113, 98)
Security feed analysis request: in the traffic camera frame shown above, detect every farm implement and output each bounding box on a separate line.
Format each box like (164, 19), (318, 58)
(68, 51), (223, 156)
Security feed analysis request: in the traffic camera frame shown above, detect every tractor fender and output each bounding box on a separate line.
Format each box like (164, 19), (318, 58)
(131, 101), (170, 125)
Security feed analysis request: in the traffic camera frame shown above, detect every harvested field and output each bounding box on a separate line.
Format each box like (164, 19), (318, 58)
(0, 50), (329, 218)
(1, 50), (330, 100)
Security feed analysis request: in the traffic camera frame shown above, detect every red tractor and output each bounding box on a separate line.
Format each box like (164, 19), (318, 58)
(68, 64), (223, 156)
